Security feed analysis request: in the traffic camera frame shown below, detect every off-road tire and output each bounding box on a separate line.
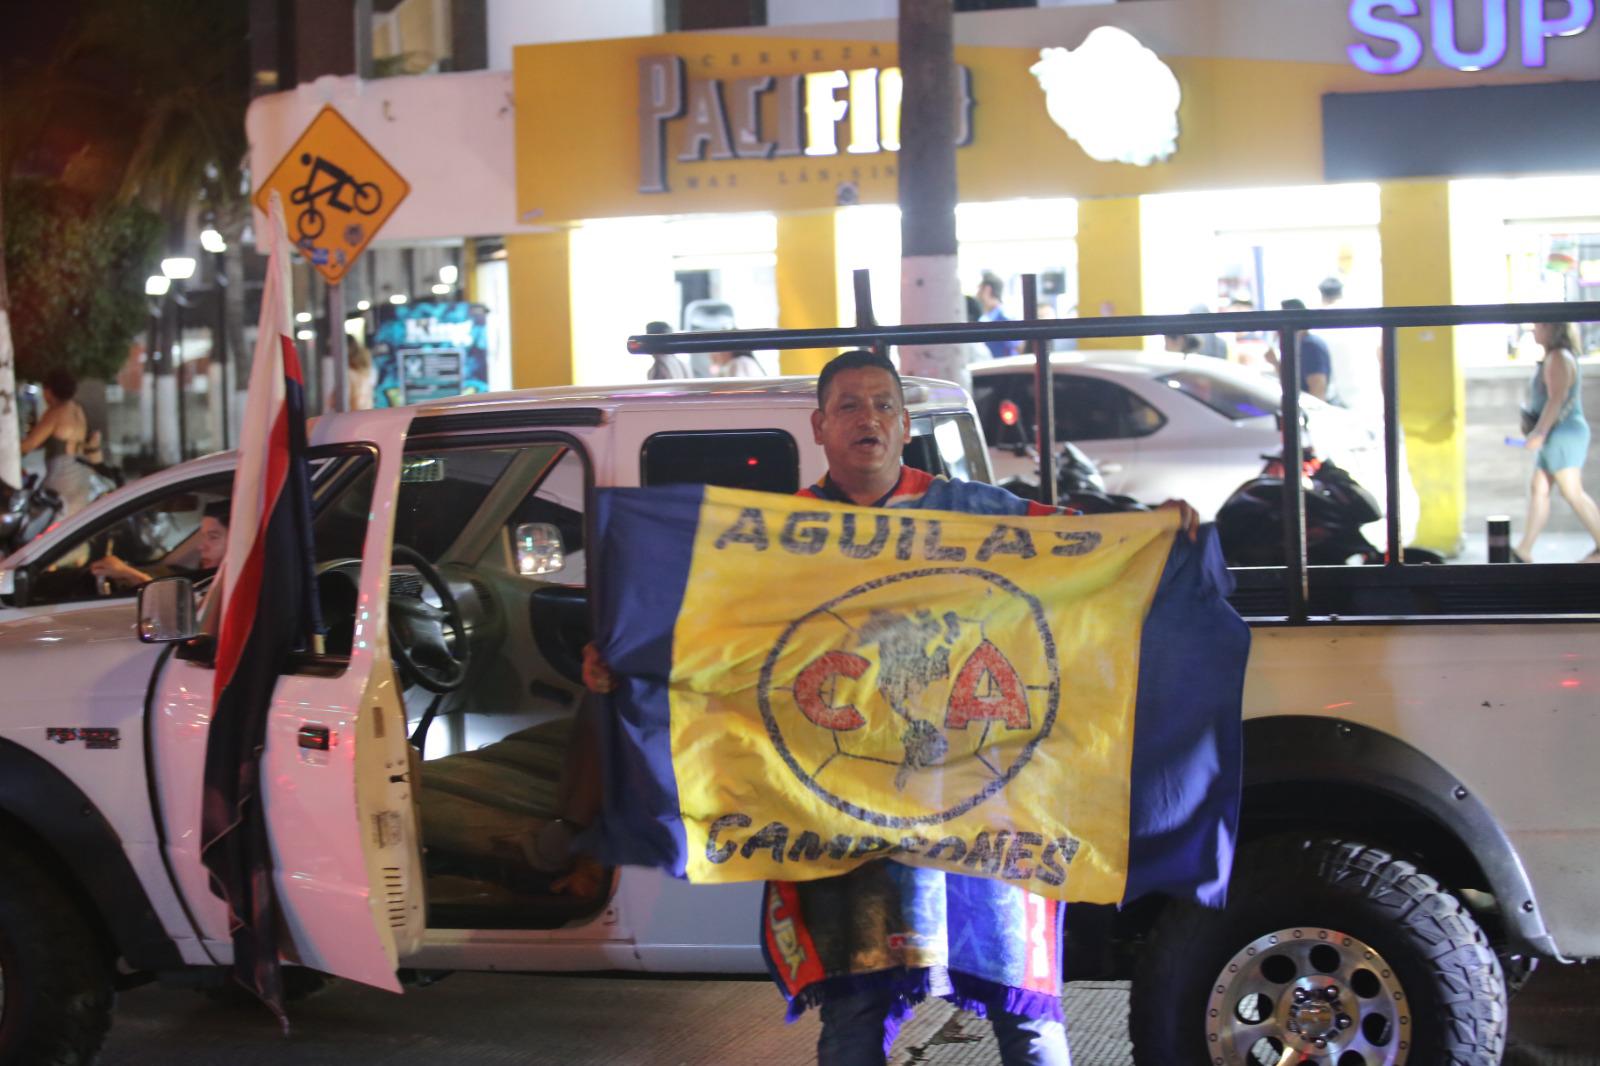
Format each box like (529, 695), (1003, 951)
(0, 843), (115, 1066)
(1129, 836), (1506, 1066)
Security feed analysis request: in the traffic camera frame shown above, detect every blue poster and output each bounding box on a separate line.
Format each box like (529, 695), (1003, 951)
(371, 300), (491, 407)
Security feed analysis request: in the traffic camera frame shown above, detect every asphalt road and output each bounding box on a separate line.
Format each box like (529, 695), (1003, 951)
(99, 963), (1600, 1065)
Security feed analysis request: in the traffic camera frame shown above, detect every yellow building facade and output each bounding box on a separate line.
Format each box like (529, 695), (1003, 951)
(507, 20), (1598, 551)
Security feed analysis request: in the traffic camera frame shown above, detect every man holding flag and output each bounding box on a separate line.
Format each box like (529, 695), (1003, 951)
(587, 348), (1219, 1066)
(199, 192), (324, 1024)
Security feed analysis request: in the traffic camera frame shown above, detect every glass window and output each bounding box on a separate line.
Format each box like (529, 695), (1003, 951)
(303, 452), (379, 661)
(641, 430), (799, 494)
(1054, 376), (1165, 441)
(322, 442), (574, 658)
(973, 371), (1165, 444)
(668, 0), (767, 31)
(506, 449), (587, 587)
(392, 448), (524, 562)
(903, 415), (985, 480)
(1153, 370), (1279, 421)
(972, 375), (1035, 449)
(312, 458), (380, 565)
(24, 476), (234, 604)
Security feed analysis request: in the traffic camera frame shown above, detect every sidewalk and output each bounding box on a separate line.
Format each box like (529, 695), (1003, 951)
(1453, 529), (1597, 565)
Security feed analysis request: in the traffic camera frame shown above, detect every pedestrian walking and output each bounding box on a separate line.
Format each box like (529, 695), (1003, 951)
(1514, 321), (1600, 562)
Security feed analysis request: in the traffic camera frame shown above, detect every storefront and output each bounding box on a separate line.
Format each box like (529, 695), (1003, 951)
(503, 2), (1597, 551)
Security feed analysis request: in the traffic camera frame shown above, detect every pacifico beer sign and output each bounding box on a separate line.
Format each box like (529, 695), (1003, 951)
(637, 49), (974, 194)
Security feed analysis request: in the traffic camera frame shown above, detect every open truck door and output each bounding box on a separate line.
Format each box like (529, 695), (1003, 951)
(148, 409), (422, 992)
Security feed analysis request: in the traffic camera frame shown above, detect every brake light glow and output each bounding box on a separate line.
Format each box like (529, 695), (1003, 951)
(999, 400), (1020, 427)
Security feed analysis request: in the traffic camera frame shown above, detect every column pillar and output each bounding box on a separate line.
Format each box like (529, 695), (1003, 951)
(1380, 180), (1464, 553)
(776, 211), (840, 376)
(506, 229), (575, 389)
(1076, 197), (1143, 351)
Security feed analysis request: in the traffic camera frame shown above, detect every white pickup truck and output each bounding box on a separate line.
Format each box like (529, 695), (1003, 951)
(0, 365), (1593, 1066)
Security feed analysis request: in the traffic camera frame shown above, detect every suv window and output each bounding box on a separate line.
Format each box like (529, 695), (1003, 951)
(1055, 376), (1164, 441)
(506, 448), (586, 586)
(25, 476), (233, 605)
(905, 414), (989, 482)
(974, 372), (1165, 444)
(641, 430), (799, 493)
(1153, 370), (1278, 421)
(392, 444), (570, 566)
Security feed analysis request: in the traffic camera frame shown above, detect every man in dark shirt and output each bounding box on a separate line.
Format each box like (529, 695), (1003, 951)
(1267, 298), (1332, 400)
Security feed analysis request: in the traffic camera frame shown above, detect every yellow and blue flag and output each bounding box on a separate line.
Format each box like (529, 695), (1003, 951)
(591, 483), (1247, 907)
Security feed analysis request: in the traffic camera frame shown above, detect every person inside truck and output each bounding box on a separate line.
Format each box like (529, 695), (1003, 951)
(1514, 320), (1600, 563)
(583, 349), (1197, 1065)
(88, 500), (230, 591)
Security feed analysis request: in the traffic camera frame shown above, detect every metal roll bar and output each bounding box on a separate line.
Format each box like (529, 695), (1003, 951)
(632, 291), (1600, 623)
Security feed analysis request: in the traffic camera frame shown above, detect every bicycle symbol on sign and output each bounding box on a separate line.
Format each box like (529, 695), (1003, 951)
(289, 153), (383, 242)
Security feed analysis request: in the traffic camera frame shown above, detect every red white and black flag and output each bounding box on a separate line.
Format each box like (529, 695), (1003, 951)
(199, 192), (323, 1024)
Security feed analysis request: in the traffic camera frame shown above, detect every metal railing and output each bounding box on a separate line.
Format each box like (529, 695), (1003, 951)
(630, 284), (1600, 622)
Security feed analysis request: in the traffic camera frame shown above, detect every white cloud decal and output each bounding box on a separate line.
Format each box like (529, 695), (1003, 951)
(1030, 27), (1181, 167)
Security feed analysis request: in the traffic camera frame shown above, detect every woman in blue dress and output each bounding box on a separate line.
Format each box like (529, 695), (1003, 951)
(1515, 321), (1600, 562)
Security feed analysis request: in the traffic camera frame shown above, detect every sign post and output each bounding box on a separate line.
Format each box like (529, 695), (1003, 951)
(254, 106), (409, 411)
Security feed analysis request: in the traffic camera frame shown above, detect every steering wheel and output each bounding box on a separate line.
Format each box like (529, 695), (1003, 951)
(388, 544), (470, 693)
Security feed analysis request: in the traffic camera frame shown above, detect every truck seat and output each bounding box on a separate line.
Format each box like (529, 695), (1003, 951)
(417, 717), (604, 926)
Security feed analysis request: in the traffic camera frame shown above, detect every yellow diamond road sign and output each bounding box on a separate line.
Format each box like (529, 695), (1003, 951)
(255, 105), (409, 285)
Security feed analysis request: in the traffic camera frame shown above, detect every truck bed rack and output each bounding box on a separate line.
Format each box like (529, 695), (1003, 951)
(632, 286), (1600, 622)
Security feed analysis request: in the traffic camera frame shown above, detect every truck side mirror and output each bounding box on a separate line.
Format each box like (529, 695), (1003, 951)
(137, 577), (198, 643)
(515, 523), (566, 577)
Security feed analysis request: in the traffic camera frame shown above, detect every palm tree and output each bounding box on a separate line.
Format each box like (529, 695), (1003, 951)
(64, 0), (250, 462)
(1, 0), (250, 468)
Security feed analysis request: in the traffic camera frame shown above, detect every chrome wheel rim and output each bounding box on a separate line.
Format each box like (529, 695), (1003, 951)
(1205, 926), (1413, 1066)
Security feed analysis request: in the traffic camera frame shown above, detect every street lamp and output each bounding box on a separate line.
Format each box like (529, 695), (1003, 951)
(143, 277), (169, 458)
(160, 256), (197, 281)
(199, 228), (226, 254)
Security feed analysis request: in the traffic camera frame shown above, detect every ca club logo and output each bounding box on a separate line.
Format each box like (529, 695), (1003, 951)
(756, 567), (1060, 829)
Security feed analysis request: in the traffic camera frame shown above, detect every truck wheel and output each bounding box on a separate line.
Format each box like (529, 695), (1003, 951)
(1129, 836), (1506, 1066)
(0, 845), (115, 1065)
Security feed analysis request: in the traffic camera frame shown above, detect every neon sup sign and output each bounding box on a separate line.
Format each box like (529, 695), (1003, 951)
(1348, 0), (1594, 73)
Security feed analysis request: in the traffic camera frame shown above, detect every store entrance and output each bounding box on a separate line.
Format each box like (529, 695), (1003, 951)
(569, 214), (779, 385)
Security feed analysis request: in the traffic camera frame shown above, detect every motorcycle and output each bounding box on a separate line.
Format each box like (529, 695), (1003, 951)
(1216, 447), (1442, 566)
(0, 474), (65, 559)
(0, 460), (121, 561)
(996, 440), (1153, 514)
